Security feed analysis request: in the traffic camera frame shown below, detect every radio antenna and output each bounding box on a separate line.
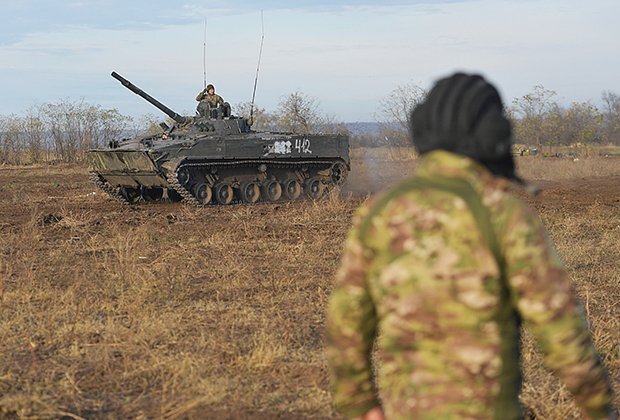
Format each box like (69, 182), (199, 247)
(203, 18), (207, 89)
(249, 10), (265, 125)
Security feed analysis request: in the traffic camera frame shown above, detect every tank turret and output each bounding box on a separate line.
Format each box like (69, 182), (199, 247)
(112, 71), (252, 134)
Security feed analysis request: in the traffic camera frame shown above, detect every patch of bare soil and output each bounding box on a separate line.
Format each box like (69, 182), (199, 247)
(535, 176), (619, 210)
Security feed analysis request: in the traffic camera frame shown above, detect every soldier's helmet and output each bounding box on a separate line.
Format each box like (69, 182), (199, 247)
(207, 84), (215, 92)
(410, 73), (516, 180)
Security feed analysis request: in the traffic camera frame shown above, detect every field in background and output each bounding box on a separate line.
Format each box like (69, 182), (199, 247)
(0, 149), (618, 418)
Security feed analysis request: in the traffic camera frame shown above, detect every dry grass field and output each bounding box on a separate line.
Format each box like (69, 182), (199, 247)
(0, 149), (619, 418)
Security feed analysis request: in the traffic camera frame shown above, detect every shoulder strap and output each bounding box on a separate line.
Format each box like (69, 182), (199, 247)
(359, 176), (522, 418)
(358, 176), (502, 266)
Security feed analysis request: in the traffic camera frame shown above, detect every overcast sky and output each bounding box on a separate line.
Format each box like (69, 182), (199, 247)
(1, 0), (618, 122)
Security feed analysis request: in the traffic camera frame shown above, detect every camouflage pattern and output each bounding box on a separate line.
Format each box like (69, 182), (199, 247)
(326, 150), (615, 419)
(195, 89), (224, 107)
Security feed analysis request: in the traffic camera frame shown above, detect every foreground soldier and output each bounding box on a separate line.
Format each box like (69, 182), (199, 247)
(326, 73), (616, 419)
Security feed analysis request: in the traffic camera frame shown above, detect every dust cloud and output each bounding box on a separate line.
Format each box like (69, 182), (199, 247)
(341, 147), (419, 197)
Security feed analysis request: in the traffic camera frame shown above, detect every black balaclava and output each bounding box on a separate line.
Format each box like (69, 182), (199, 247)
(410, 73), (517, 181)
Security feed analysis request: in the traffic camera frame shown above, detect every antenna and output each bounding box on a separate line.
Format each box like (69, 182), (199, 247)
(249, 10), (265, 125)
(203, 18), (207, 90)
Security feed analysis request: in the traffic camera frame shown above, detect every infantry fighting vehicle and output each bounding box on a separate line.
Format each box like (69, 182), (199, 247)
(87, 72), (350, 205)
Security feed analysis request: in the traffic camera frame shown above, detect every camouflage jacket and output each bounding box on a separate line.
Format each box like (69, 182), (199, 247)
(195, 90), (224, 107)
(326, 150), (615, 419)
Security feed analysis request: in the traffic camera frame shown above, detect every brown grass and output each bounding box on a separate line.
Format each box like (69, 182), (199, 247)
(518, 199), (620, 418)
(0, 151), (619, 418)
(516, 155), (620, 180)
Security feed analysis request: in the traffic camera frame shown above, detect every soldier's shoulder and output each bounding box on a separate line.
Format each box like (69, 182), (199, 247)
(486, 186), (546, 245)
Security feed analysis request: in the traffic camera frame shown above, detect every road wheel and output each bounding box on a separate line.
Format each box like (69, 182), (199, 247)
(214, 183), (233, 205)
(262, 180), (282, 202)
(304, 177), (324, 199)
(330, 162), (348, 186)
(283, 178), (301, 200)
(193, 183), (212, 205)
(240, 182), (260, 204)
(177, 167), (191, 185)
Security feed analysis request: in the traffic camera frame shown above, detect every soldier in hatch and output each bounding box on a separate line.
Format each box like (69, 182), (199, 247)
(196, 84), (231, 118)
(326, 73), (617, 419)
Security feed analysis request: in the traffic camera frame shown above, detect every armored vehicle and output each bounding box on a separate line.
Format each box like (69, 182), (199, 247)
(87, 72), (350, 206)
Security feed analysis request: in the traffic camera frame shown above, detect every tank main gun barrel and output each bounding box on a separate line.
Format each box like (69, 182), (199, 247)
(111, 71), (186, 124)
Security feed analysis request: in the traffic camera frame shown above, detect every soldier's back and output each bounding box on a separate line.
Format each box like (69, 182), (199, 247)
(360, 150), (526, 419)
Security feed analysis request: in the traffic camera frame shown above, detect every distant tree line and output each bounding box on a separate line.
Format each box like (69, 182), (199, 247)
(0, 99), (133, 165)
(508, 86), (620, 149)
(374, 83), (620, 149)
(0, 92), (348, 165)
(2, 86), (619, 165)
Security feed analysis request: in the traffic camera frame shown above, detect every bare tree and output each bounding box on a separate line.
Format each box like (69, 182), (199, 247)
(375, 82), (427, 146)
(97, 108), (132, 147)
(601, 91), (620, 145)
(512, 85), (558, 119)
(377, 82), (427, 133)
(41, 99), (87, 162)
(318, 113), (350, 135)
(510, 85), (561, 147)
(23, 107), (47, 163)
(0, 115), (28, 165)
(0, 116), (8, 164)
(40, 99), (132, 162)
(274, 91), (324, 134)
(559, 101), (603, 145)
